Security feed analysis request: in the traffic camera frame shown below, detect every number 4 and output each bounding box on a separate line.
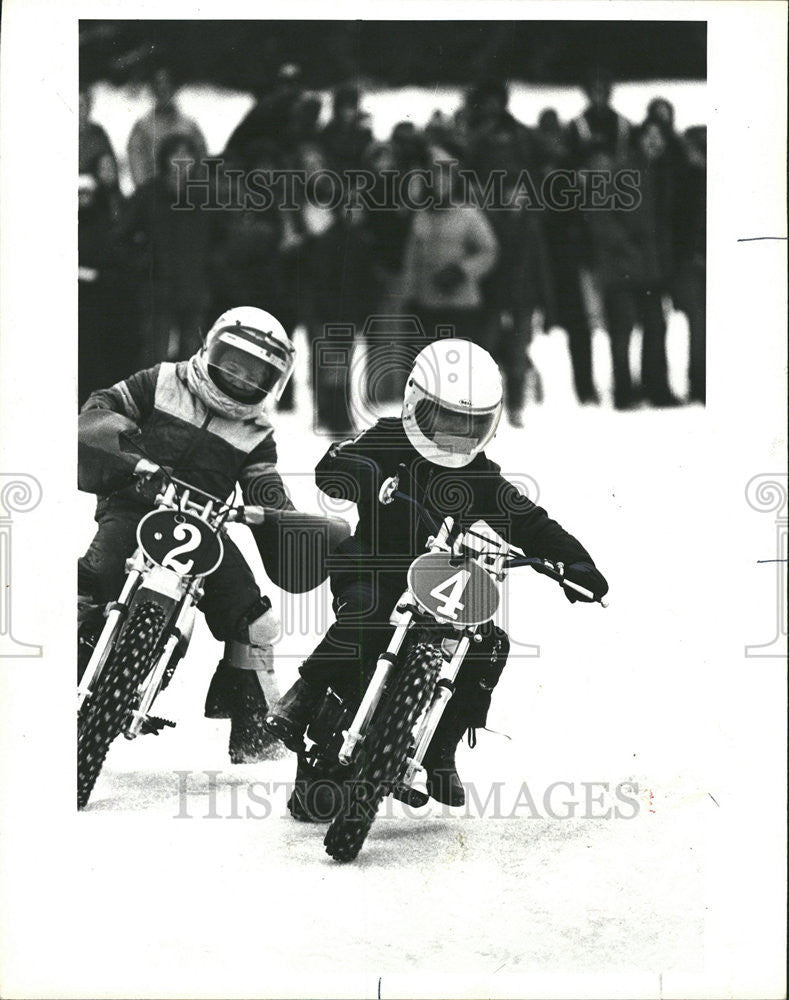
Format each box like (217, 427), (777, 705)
(429, 570), (470, 620)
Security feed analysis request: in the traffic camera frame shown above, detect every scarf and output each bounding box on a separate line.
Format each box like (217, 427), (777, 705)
(185, 353), (266, 422)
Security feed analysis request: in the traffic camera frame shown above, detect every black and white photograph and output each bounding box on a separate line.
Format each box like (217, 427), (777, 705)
(0, 3), (786, 999)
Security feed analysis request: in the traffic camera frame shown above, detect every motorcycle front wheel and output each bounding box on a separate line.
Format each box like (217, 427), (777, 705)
(323, 641), (442, 862)
(77, 600), (168, 809)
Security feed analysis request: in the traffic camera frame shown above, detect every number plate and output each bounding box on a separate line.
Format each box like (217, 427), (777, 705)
(137, 510), (223, 578)
(407, 552), (499, 626)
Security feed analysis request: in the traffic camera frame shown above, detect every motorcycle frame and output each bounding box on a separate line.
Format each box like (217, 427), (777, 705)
(337, 516), (496, 772)
(78, 482), (221, 730)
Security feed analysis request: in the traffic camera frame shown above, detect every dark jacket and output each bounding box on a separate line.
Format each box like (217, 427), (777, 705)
(320, 117), (373, 174)
(315, 417), (594, 592)
(81, 362), (291, 511)
(569, 107), (631, 164)
(585, 156), (673, 290)
(117, 178), (215, 310)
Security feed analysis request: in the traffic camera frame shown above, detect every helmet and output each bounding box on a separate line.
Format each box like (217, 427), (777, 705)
(402, 339), (503, 468)
(203, 307), (295, 404)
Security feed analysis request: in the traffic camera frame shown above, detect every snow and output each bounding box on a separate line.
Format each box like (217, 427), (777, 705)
(66, 313), (719, 995)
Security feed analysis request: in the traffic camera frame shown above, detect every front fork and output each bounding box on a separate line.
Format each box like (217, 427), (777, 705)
(125, 586), (199, 739)
(337, 605), (478, 774)
(338, 611), (414, 764)
(77, 565), (143, 712)
(400, 631), (476, 792)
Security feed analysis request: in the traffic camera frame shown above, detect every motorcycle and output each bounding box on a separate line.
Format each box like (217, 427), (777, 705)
(288, 469), (608, 862)
(77, 463), (275, 808)
(77, 413), (350, 810)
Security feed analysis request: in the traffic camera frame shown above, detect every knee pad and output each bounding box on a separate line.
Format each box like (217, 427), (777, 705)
(225, 599), (281, 676)
(233, 597), (281, 648)
(248, 606), (281, 647)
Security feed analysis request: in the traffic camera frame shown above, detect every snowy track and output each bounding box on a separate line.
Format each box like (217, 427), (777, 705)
(64, 318), (724, 994)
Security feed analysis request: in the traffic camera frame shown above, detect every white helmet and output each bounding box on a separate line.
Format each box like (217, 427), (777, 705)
(402, 339), (503, 468)
(203, 307), (295, 404)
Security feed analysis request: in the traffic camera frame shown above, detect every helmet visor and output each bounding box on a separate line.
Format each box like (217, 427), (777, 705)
(206, 327), (294, 403)
(414, 395), (497, 461)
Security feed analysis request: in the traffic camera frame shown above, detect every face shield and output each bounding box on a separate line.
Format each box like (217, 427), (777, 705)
(205, 327), (295, 404)
(411, 392), (499, 466)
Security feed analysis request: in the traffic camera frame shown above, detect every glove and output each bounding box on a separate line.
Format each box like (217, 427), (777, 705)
(562, 562), (609, 604)
(133, 464), (170, 503)
(432, 262), (466, 294)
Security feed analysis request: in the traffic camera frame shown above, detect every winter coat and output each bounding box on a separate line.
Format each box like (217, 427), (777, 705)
(127, 107), (208, 189)
(584, 155), (673, 290)
(315, 417), (595, 594)
(81, 362), (291, 512)
(481, 202), (554, 313)
(401, 206), (498, 309)
(569, 107), (631, 164)
(319, 117), (374, 174)
(117, 178), (215, 311)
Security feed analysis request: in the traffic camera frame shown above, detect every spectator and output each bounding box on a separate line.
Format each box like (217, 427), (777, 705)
(127, 67), (208, 189)
(646, 97), (675, 132)
(78, 174), (137, 404)
(223, 62), (310, 168)
(210, 144), (291, 321)
(646, 96), (685, 174)
(320, 84), (373, 175)
(464, 78), (540, 175)
(478, 172), (551, 425)
(302, 203), (380, 434)
(359, 139), (428, 404)
(585, 130), (680, 409)
(118, 134), (216, 365)
(401, 151), (498, 345)
(535, 108), (598, 403)
(79, 85), (121, 215)
(673, 126), (706, 404)
(568, 66), (631, 165)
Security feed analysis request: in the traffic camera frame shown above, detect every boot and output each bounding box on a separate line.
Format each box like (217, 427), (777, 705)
(263, 676), (326, 752)
(423, 703), (470, 807)
(228, 670), (284, 764)
(204, 659), (236, 719)
(287, 753), (346, 822)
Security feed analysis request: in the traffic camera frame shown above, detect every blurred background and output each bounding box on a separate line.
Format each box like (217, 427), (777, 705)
(79, 19), (707, 427)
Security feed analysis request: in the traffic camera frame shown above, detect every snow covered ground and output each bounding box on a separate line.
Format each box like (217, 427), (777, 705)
(66, 317), (724, 994)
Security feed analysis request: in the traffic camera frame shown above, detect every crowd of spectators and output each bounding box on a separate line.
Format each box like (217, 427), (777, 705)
(79, 63), (706, 426)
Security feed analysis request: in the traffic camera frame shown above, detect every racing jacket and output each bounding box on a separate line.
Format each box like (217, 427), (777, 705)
(81, 362), (293, 512)
(315, 416), (595, 594)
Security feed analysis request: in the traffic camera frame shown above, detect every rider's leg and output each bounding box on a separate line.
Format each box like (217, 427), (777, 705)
(201, 537), (281, 762)
(78, 501), (141, 603)
(264, 576), (397, 749)
(78, 502), (141, 679)
(422, 624), (510, 806)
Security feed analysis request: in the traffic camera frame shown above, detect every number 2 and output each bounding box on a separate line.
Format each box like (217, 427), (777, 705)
(162, 523), (202, 574)
(429, 569), (470, 620)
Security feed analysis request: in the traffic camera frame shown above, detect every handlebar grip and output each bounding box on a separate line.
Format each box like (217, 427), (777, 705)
(233, 506), (267, 526)
(561, 578), (596, 601)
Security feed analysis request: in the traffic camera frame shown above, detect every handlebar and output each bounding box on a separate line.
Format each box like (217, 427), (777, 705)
(379, 472), (608, 608)
(507, 554), (609, 607)
(130, 463), (267, 528)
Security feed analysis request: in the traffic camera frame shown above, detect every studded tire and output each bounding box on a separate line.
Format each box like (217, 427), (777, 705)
(323, 642), (441, 862)
(77, 601), (167, 810)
